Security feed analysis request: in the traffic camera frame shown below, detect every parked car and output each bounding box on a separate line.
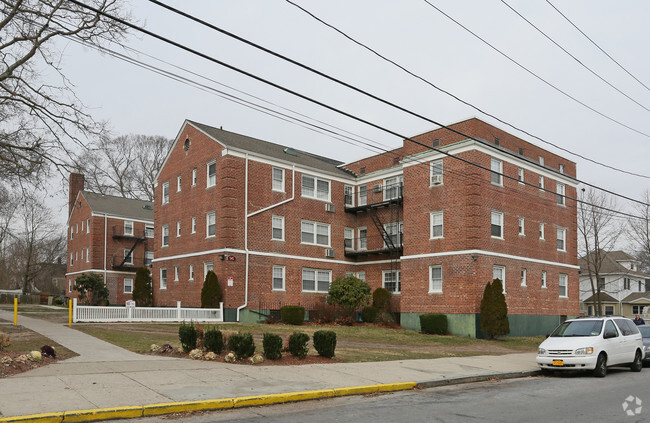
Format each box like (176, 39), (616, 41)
(536, 316), (644, 377)
(637, 324), (650, 363)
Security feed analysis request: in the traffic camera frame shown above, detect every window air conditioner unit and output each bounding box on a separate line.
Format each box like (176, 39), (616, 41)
(325, 203), (335, 213)
(325, 248), (335, 258)
(431, 175), (443, 185)
(373, 184), (382, 193)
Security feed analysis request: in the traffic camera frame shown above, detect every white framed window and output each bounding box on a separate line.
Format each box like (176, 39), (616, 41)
(162, 182), (169, 204)
(429, 266), (442, 293)
(189, 264), (194, 281)
(272, 167), (284, 192)
(559, 274), (568, 297)
(176, 221), (181, 237)
(76, 224), (78, 233)
(518, 217), (525, 236)
(521, 268), (527, 286)
(145, 225), (154, 238)
(539, 156), (544, 166)
(301, 220), (330, 246)
(70, 227), (74, 240)
(177, 175), (182, 192)
(192, 168), (197, 186)
(81, 249), (83, 260)
(493, 265), (506, 294)
(174, 266), (179, 281)
(539, 223), (545, 240)
(517, 168), (524, 183)
(382, 270), (401, 293)
(430, 211), (443, 239)
(81, 220), (84, 232)
(302, 268), (331, 293)
(272, 215), (284, 241)
(124, 278), (133, 294)
(124, 221), (134, 236)
(559, 164), (565, 174)
(358, 185), (367, 206)
(491, 157), (503, 186)
(344, 185), (354, 207)
(70, 252), (74, 266)
(539, 175), (544, 189)
(160, 268), (167, 290)
(384, 221), (403, 247)
(358, 227), (367, 250)
(557, 227), (566, 251)
(207, 161), (217, 187)
(123, 249), (133, 265)
(68, 279), (72, 293)
(86, 247), (90, 263)
(491, 210), (504, 239)
(191, 216), (196, 234)
(301, 175), (330, 201)
(86, 218), (90, 233)
(344, 227), (354, 250)
(356, 271), (366, 282)
(556, 182), (566, 206)
(272, 266), (285, 291)
(384, 176), (403, 201)
(542, 271), (547, 288)
(430, 159), (443, 186)
(75, 251), (78, 263)
(162, 225), (169, 247)
(204, 262), (214, 279)
(144, 251), (153, 267)
(206, 211), (216, 238)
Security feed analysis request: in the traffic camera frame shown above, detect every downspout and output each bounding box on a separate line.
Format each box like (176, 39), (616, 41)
(237, 164), (296, 321)
(103, 213), (108, 282)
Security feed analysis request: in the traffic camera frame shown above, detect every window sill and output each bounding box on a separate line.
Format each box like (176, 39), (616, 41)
(429, 184), (443, 188)
(491, 236), (504, 240)
(430, 236), (444, 240)
(428, 291), (443, 295)
(542, 286), (547, 289)
(300, 242), (331, 248)
(272, 189), (285, 193)
(206, 235), (216, 239)
(159, 287), (167, 290)
(272, 289), (286, 292)
(271, 238), (285, 242)
(206, 185), (216, 190)
(559, 295), (568, 299)
(491, 182), (503, 187)
(300, 195), (332, 203)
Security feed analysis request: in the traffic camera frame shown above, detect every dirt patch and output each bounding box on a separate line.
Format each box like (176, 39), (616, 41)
(0, 351), (60, 378)
(146, 347), (337, 366)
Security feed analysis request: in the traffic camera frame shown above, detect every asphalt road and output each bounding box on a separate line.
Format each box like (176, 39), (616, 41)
(129, 367), (650, 423)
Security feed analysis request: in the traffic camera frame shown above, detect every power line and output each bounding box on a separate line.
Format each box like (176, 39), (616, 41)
(545, 0), (650, 93)
(500, 0), (650, 113)
(421, 0), (650, 139)
(66, 0), (650, 221)
(284, 0), (650, 180)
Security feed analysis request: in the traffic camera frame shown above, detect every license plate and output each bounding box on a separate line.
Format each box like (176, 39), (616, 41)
(552, 360), (564, 366)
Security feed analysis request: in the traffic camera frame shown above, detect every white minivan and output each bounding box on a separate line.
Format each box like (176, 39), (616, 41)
(537, 316), (644, 377)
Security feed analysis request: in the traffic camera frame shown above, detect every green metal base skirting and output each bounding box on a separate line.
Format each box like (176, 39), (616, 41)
(401, 313), (572, 338)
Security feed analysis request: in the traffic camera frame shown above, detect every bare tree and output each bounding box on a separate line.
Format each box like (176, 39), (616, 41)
(629, 190), (650, 272)
(0, 0), (131, 182)
(73, 134), (172, 201)
(578, 187), (624, 315)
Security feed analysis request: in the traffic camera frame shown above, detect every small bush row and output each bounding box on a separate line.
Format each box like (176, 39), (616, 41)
(419, 313), (448, 335)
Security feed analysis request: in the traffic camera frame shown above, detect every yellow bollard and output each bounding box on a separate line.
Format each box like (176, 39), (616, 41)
(13, 297), (17, 326)
(69, 298), (72, 327)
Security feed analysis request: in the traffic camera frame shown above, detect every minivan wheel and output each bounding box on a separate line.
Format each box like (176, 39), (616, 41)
(593, 353), (607, 377)
(631, 350), (643, 372)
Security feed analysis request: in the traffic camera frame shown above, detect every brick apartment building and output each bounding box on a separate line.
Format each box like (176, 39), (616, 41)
(66, 173), (154, 304)
(153, 118), (579, 336)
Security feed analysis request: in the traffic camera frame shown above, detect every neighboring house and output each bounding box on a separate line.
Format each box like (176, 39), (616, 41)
(66, 173), (154, 304)
(152, 117), (579, 337)
(579, 250), (650, 317)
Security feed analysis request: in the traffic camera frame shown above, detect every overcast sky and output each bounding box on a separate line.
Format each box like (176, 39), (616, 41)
(50, 0), (650, 228)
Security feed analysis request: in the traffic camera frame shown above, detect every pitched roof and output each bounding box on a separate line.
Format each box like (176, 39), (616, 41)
(188, 121), (354, 178)
(579, 250), (649, 278)
(81, 191), (154, 221)
(582, 292), (618, 303)
(623, 292), (650, 303)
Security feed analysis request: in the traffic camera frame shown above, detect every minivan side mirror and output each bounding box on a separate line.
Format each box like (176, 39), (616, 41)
(604, 331), (617, 339)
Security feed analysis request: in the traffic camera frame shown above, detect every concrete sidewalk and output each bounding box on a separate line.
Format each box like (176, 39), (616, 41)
(0, 309), (539, 420)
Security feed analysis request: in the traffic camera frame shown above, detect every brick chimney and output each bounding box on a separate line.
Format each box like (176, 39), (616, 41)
(69, 173), (85, 217)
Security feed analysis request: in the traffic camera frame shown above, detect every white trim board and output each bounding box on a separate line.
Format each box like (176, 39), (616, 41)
(400, 249), (579, 269)
(65, 269), (136, 277)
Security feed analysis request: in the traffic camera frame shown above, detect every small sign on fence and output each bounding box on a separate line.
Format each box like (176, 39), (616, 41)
(125, 300), (136, 307)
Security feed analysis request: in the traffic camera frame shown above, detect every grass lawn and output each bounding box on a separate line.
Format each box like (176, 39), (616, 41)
(73, 322), (543, 363)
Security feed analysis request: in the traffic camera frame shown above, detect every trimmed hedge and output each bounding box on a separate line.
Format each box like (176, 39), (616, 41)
(419, 313), (448, 335)
(228, 333), (256, 359)
(313, 330), (336, 358)
(372, 287), (391, 311)
(204, 328), (224, 354)
(280, 305), (305, 325)
(361, 306), (379, 323)
(262, 333), (283, 360)
(178, 322), (198, 352)
(288, 332), (309, 359)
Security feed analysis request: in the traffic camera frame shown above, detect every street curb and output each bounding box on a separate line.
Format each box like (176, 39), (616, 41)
(0, 382), (417, 423)
(415, 370), (541, 389)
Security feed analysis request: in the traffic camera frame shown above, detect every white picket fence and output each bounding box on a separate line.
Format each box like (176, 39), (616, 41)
(72, 299), (223, 323)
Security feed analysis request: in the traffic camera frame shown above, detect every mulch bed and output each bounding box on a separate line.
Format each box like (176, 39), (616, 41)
(146, 348), (337, 366)
(0, 352), (60, 378)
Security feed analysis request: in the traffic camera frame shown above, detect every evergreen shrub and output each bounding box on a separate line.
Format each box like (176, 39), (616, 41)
(178, 322), (198, 352)
(280, 305), (305, 325)
(228, 332), (256, 359)
(204, 328), (224, 354)
(262, 333), (283, 360)
(201, 271), (223, 308)
(419, 313), (448, 335)
(313, 330), (336, 358)
(361, 306), (379, 323)
(372, 287), (392, 312)
(288, 332), (309, 359)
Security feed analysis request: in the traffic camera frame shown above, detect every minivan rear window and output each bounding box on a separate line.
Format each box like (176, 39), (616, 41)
(551, 320), (603, 337)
